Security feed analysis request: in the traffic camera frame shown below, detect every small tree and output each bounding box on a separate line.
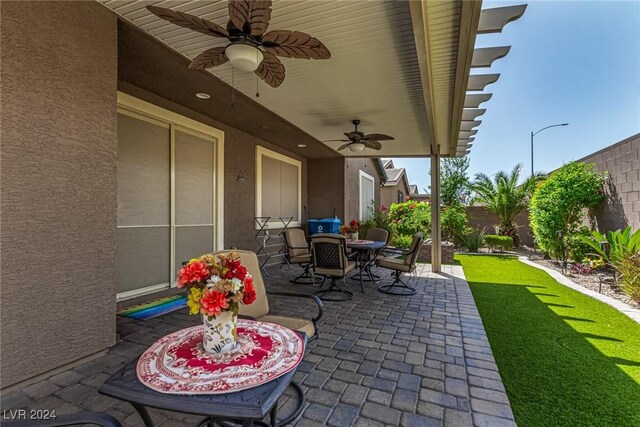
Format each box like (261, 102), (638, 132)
(471, 164), (542, 247)
(427, 158), (472, 246)
(440, 157), (472, 207)
(529, 162), (604, 259)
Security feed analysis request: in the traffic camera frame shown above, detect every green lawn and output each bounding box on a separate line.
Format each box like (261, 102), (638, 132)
(457, 254), (640, 427)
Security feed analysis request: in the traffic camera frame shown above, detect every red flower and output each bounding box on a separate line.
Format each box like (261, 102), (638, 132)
(200, 289), (229, 317)
(234, 264), (248, 281)
(242, 277), (256, 305)
(177, 261), (210, 288)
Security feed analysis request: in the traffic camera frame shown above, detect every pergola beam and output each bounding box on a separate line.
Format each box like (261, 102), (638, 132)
(478, 5), (528, 34)
(471, 46), (511, 68)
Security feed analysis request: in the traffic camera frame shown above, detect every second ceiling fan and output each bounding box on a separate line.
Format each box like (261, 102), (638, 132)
(326, 120), (395, 152)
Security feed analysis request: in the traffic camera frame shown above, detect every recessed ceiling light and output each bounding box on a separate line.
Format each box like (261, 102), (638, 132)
(260, 125), (269, 130)
(298, 144), (307, 148)
(195, 92), (210, 99)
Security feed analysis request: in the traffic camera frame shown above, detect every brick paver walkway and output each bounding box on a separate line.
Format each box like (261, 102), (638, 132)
(1, 263), (516, 426)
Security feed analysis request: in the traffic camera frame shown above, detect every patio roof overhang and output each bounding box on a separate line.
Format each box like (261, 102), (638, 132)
(99, 0), (525, 159)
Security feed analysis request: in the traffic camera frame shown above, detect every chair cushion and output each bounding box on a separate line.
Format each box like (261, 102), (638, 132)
(290, 254), (311, 264)
(286, 229), (309, 257)
(378, 257), (412, 273)
(315, 260), (356, 277)
(260, 315), (315, 337)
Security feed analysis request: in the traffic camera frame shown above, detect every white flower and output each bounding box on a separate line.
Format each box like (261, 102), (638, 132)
(231, 278), (242, 291)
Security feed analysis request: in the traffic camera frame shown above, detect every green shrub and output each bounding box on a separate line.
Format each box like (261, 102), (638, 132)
(441, 205), (471, 247)
(617, 254), (640, 304)
(464, 229), (485, 253)
(568, 227), (594, 262)
(388, 200), (431, 236)
(485, 235), (513, 252)
(579, 227), (640, 266)
(530, 162), (604, 259)
(360, 205), (392, 239)
(392, 234), (413, 249)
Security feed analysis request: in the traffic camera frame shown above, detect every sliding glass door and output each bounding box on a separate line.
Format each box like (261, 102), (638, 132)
(116, 112), (217, 299)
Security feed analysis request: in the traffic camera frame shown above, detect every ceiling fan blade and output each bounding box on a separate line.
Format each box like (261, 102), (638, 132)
(147, 6), (229, 38)
(337, 143), (352, 151)
(344, 132), (361, 141)
(255, 51), (285, 88)
(323, 139), (350, 142)
(228, 0), (251, 32)
(248, 0), (272, 36)
(228, 0), (272, 36)
(363, 133), (395, 141)
(263, 30), (331, 59)
(365, 141), (383, 150)
(188, 47), (229, 70)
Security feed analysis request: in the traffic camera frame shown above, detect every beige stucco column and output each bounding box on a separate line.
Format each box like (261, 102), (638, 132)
(430, 154), (441, 272)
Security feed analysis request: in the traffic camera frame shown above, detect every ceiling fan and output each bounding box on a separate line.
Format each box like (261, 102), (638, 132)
(326, 120), (395, 152)
(147, 1), (331, 88)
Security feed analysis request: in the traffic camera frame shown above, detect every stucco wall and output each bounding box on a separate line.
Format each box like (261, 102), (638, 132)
(344, 158), (381, 222)
(117, 21), (308, 252)
(466, 206), (534, 247)
(1, 2), (118, 388)
(307, 158), (345, 221)
(576, 133), (640, 231)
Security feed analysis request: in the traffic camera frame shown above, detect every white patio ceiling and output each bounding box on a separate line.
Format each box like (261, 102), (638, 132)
(101, 1), (525, 158)
(101, 0), (431, 157)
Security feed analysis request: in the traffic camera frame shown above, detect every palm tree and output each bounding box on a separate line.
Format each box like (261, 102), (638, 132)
(471, 164), (542, 246)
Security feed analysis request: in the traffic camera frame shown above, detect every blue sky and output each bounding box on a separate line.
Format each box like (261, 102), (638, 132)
(393, 0), (640, 193)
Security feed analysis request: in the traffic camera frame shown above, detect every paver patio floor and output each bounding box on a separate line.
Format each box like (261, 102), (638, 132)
(1, 263), (515, 427)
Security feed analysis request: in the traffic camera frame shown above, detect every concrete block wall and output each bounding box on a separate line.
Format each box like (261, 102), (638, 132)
(465, 206), (534, 247)
(575, 133), (640, 231)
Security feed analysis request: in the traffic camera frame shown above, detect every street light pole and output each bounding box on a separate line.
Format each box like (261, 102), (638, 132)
(530, 123), (569, 177)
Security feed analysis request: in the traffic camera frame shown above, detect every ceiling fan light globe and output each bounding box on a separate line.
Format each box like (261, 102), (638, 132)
(348, 142), (365, 152)
(225, 43), (264, 72)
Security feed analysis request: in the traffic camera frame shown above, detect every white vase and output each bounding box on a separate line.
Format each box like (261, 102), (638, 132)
(352, 232), (359, 241)
(202, 311), (238, 354)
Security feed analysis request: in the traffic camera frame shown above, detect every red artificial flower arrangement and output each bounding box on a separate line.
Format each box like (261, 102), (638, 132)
(177, 252), (256, 319)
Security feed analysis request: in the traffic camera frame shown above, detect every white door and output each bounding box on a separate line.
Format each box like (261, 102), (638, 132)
(359, 170), (375, 220)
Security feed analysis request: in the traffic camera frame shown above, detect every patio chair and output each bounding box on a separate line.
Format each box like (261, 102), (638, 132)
(377, 233), (424, 295)
(218, 250), (324, 341)
(284, 228), (321, 285)
(2, 411), (122, 427)
(365, 227), (390, 245)
(310, 233), (356, 302)
(365, 227), (390, 276)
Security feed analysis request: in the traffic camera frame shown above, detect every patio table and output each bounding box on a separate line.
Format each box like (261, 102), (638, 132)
(347, 240), (386, 291)
(99, 321), (307, 427)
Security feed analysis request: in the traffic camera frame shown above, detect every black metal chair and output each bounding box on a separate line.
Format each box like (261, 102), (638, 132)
(2, 411), (122, 427)
(377, 233), (424, 295)
(284, 228), (321, 285)
(310, 234), (357, 302)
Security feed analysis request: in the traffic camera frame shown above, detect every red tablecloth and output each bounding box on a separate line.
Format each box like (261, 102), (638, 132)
(137, 319), (304, 394)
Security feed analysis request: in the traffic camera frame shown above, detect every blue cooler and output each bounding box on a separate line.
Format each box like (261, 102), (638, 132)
(307, 218), (341, 234)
